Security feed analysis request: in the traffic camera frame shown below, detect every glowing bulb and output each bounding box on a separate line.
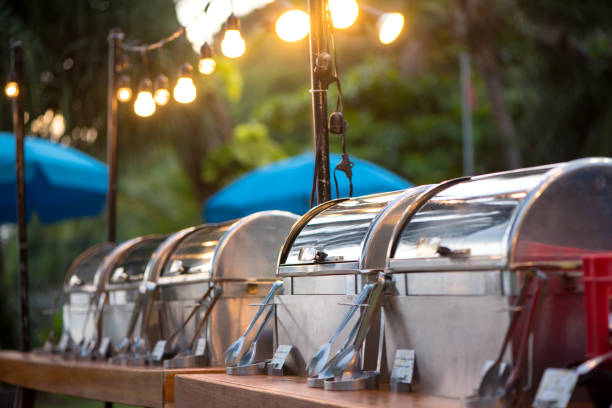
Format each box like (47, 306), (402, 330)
(117, 87), (132, 102)
(116, 75), (132, 102)
(153, 74), (170, 106)
(276, 10), (310, 42)
(134, 78), (155, 117)
(154, 89), (170, 106)
(329, 0), (359, 29)
(199, 58), (216, 75)
(134, 91), (155, 117)
(221, 30), (246, 58)
(378, 13), (404, 44)
(173, 77), (196, 104)
(4, 81), (19, 98)
(199, 43), (216, 75)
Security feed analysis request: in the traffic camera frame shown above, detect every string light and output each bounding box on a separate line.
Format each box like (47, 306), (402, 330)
(134, 78), (156, 117)
(4, 81), (19, 98)
(329, 0), (359, 29)
(378, 13), (404, 44)
(116, 75), (132, 102)
(173, 63), (196, 104)
(198, 43), (216, 75)
(221, 14), (246, 58)
(153, 74), (170, 105)
(276, 10), (310, 42)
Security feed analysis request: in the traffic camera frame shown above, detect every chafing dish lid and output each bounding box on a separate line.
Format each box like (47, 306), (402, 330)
(107, 235), (167, 286)
(389, 158), (612, 271)
(160, 221), (234, 281)
(159, 211), (298, 284)
(278, 188), (433, 276)
(64, 243), (115, 292)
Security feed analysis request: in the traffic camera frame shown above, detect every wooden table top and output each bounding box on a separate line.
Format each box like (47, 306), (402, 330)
(174, 373), (462, 408)
(0, 350), (224, 407)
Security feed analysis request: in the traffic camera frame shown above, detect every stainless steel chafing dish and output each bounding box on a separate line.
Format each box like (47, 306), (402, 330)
(275, 187), (432, 387)
(383, 157), (612, 402)
(98, 235), (167, 358)
(140, 211), (298, 368)
(61, 242), (116, 353)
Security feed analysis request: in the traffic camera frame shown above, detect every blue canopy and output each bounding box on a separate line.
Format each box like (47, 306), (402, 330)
(204, 152), (412, 222)
(0, 132), (108, 223)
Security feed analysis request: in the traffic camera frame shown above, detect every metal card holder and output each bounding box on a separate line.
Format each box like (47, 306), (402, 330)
(267, 345), (295, 376)
(532, 350), (612, 408)
(96, 337), (112, 360)
(390, 349), (415, 392)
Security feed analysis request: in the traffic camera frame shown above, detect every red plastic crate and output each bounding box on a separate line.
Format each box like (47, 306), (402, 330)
(583, 253), (612, 358)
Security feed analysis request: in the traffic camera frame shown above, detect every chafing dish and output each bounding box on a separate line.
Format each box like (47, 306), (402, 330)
(61, 242), (115, 354)
(384, 157), (612, 402)
(275, 187), (431, 387)
(140, 211), (298, 368)
(98, 235), (167, 358)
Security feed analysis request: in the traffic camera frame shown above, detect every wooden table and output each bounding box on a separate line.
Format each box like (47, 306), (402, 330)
(174, 373), (462, 408)
(0, 350), (224, 407)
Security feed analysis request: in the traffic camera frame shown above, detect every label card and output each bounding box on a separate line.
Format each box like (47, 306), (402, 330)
(98, 337), (111, 358)
(57, 332), (70, 353)
(390, 349), (415, 392)
(193, 338), (207, 356)
(533, 368), (578, 408)
(152, 340), (167, 362)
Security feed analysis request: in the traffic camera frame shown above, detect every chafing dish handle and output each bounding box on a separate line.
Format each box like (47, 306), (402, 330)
(186, 286), (222, 351)
(165, 285), (216, 349)
(505, 271), (547, 390)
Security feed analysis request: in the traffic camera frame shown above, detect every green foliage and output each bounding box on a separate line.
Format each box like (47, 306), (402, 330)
(202, 122), (286, 186)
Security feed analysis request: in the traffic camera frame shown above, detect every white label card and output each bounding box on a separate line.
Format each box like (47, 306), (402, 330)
(533, 368), (578, 408)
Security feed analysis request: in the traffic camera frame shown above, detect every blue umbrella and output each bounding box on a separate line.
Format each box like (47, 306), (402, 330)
(204, 152), (412, 222)
(0, 132), (108, 223)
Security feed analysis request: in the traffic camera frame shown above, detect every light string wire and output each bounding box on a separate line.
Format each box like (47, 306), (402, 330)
(120, 1), (212, 53)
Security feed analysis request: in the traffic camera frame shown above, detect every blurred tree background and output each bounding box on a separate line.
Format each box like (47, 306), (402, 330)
(0, 0), (611, 388)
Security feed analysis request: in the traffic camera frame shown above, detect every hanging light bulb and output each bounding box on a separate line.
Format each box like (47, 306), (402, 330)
(221, 14), (246, 58)
(116, 75), (132, 102)
(378, 12), (404, 44)
(173, 63), (196, 104)
(134, 78), (156, 117)
(153, 74), (170, 106)
(276, 10), (310, 42)
(198, 43), (216, 75)
(4, 81), (19, 98)
(329, 0), (359, 29)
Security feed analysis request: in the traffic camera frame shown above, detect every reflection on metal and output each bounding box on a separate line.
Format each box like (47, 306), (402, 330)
(386, 158), (612, 399)
(150, 211), (298, 368)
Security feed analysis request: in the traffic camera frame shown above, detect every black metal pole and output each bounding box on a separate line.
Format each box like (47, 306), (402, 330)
(10, 39), (29, 353)
(308, 0), (332, 205)
(106, 28), (123, 244)
(10, 38), (35, 408)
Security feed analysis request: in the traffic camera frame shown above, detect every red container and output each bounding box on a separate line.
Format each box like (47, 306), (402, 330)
(583, 253), (612, 358)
